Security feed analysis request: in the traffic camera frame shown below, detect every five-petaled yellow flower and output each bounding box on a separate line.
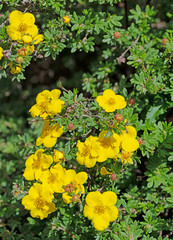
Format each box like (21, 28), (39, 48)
(22, 183), (56, 220)
(62, 170), (88, 204)
(76, 136), (107, 168)
(36, 120), (63, 148)
(29, 89), (64, 119)
(83, 191), (119, 231)
(23, 149), (53, 181)
(98, 130), (121, 159)
(96, 89), (127, 112)
(7, 10), (39, 42)
(39, 163), (66, 193)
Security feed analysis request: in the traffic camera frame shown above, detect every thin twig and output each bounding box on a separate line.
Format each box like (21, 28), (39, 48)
(117, 35), (140, 63)
(59, 82), (69, 92)
(0, 18), (8, 28)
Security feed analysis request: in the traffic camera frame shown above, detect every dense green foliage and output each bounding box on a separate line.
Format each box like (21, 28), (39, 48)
(0, 0), (173, 239)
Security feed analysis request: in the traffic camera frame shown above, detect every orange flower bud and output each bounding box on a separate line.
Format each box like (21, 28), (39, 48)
(162, 38), (168, 46)
(64, 184), (74, 193)
(110, 174), (117, 181)
(114, 32), (121, 39)
(16, 56), (24, 63)
(138, 138), (144, 145)
(114, 114), (123, 121)
(18, 47), (28, 56)
(129, 98), (135, 105)
(68, 123), (74, 130)
(72, 195), (80, 202)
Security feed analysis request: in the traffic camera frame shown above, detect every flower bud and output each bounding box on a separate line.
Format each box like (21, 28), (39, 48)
(114, 114), (123, 122)
(16, 56), (24, 63)
(18, 47), (28, 56)
(72, 194), (80, 202)
(162, 38), (168, 46)
(110, 173), (117, 181)
(63, 15), (70, 24)
(114, 32), (121, 39)
(129, 98), (135, 105)
(64, 184), (74, 193)
(68, 123), (74, 130)
(138, 138), (144, 145)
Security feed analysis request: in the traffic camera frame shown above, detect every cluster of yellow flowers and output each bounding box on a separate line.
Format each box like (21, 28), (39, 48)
(22, 89), (88, 219)
(76, 125), (139, 168)
(76, 89), (139, 169)
(22, 88), (139, 231)
(3, 10), (44, 74)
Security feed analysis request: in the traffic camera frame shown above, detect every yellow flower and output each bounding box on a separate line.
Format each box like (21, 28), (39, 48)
(116, 151), (133, 164)
(120, 126), (139, 152)
(53, 150), (64, 163)
(26, 45), (35, 55)
(39, 164), (66, 193)
(23, 149), (53, 181)
(10, 64), (22, 74)
(21, 34), (33, 43)
(98, 130), (121, 159)
(36, 120), (63, 148)
(100, 167), (113, 176)
(76, 136), (107, 168)
(63, 15), (70, 24)
(22, 183), (56, 220)
(62, 170), (88, 204)
(83, 191), (119, 231)
(96, 89), (127, 112)
(0, 47), (3, 60)
(33, 34), (44, 44)
(7, 10), (38, 42)
(29, 89), (64, 119)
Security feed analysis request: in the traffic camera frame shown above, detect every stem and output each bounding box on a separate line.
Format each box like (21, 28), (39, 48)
(116, 35), (140, 63)
(124, 0), (129, 28)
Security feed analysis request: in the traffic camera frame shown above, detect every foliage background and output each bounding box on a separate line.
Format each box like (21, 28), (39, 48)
(0, 0), (173, 239)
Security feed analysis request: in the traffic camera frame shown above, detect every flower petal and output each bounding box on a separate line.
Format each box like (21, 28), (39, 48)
(76, 172), (88, 184)
(92, 215), (109, 231)
(102, 191), (118, 206)
(85, 191), (102, 206)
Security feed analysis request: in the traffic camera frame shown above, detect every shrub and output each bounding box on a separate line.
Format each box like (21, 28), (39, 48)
(0, 0), (173, 239)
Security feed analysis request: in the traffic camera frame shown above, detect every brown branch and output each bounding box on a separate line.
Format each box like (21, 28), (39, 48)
(117, 35), (140, 64)
(124, 0), (129, 28)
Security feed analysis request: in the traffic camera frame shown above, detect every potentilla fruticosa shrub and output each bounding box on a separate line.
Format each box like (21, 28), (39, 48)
(0, 0), (173, 239)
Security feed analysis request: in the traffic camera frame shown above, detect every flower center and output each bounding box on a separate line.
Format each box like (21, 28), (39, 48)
(48, 174), (56, 184)
(107, 98), (116, 105)
(100, 137), (111, 148)
(122, 151), (131, 160)
(32, 158), (41, 169)
(94, 205), (105, 215)
(81, 145), (90, 157)
(18, 23), (28, 33)
(34, 197), (46, 209)
(42, 125), (51, 137)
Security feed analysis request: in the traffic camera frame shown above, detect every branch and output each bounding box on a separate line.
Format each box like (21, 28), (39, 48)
(117, 35), (140, 64)
(124, 0), (129, 28)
